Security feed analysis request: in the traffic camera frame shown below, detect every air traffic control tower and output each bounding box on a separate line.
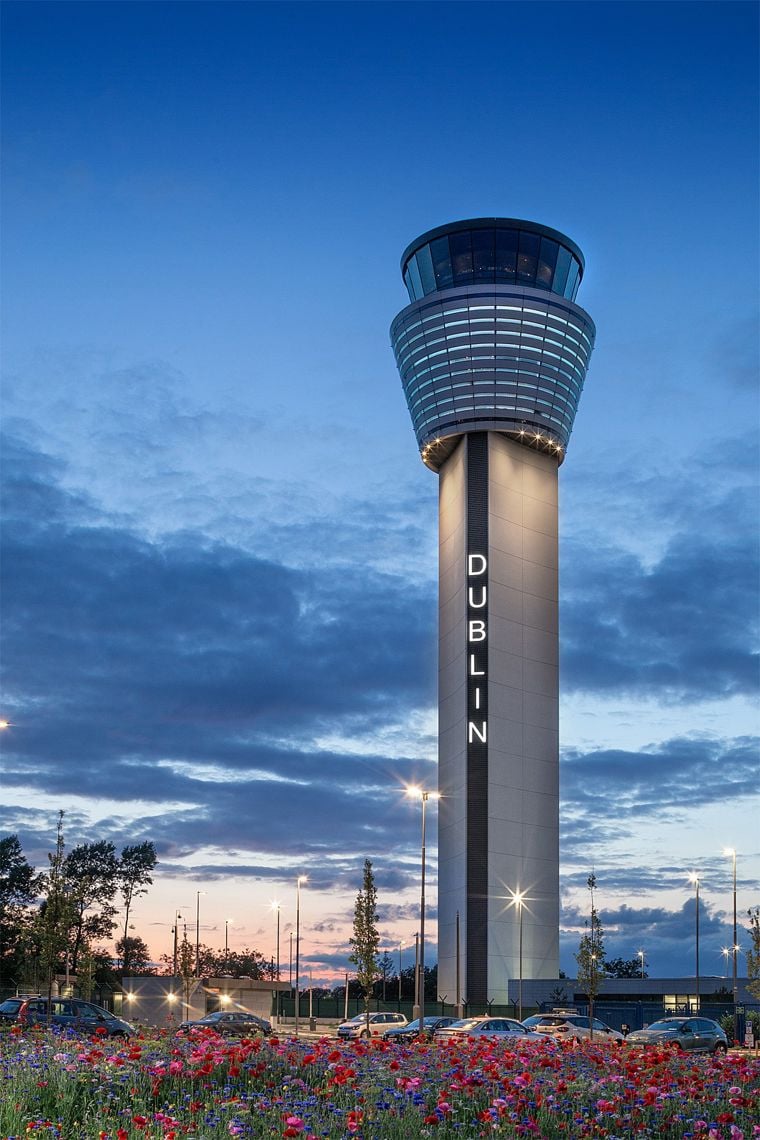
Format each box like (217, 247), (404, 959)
(390, 219), (595, 1006)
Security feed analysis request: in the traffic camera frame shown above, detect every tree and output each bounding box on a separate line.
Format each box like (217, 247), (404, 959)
(376, 950), (394, 1001)
(0, 834), (40, 984)
(220, 947), (267, 979)
(63, 840), (119, 972)
(115, 935), (153, 974)
(157, 942), (266, 979)
(348, 859), (380, 1032)
(574, 873), (605, 1039)
(118, 843), (157, 975)
(746, 907), (760, 1001)
(605, 956), (647, 979)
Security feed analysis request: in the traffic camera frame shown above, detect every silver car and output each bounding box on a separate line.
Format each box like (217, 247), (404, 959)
(337, 1012), (408, 1039)
(522, 1012), (624, 1042)
(435, 1016), (538, 1040)
(626, 1017), (728, 1054)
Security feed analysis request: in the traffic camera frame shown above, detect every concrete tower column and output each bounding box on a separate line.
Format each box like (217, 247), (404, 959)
(390, 218), (595, 1007)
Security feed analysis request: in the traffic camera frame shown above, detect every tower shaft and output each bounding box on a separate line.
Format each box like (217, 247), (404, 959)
(438, 432), (559, 1004)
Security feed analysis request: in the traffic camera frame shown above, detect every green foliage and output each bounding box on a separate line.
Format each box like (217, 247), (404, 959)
(605, 956), (647, 978)
(63, 839), (120, 972)
(0, 833), (40, 984)
(746, 906), (760, 1001)
(348, 858), (380, 1020)
(1, 823), (160, 990)
(115, 934), (153, 973)
(157, 941), (267, 979)
(118, 842), (157, 974)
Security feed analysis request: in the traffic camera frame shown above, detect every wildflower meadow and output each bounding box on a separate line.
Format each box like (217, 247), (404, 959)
(2, 1026), (758, 1140)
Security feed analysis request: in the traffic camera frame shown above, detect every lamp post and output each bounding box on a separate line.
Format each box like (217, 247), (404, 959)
(195, 891), (205, 977)
(295, 876), (306, 1038)
(270, 900), (281, 1023)
(637, 949), (645, 980)
(689, 873), (700, 1009)
(172, 910), (182, 975)
(398, 941), (404, 1003)
(507, 889), (526, 1021)
(406, 786), (440, 1025)
(224, 918), (233, 966)
(724, 848), (738, 1044)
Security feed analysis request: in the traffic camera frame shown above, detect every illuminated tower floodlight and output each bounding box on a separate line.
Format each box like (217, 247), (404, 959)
(390, 219), (596, 1004)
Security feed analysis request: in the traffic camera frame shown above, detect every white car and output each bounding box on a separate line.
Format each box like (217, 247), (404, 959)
(522, 1011), (624, 1042)
(337, 1012), (408, 1039)
(435, 1016), (539, 1040)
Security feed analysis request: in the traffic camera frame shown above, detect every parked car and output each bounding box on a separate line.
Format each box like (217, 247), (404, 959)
(435, 1016), (538, 1040)
(625, 1017), (728, 1054)
(337, 1012), (408, 1039)
(385, 1016), (459, 1040)
(17, 997), (135, 1037)
(0, 997), (29, 1023)
(178, 1011), (272, 1036)
(522, 1012), (624, 1042)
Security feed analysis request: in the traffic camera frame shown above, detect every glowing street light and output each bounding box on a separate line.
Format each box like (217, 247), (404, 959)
(294, 876), (307, 1038)
(688, 873), (701, 1008)
(405, 785), (440, 1025)
(723, 847), (738, 1044)
(637, 949), (645, 979)
(506, 889), (526, 1020)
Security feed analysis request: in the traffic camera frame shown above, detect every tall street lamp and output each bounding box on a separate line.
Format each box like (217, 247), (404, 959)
(224, 918), (233, 965)
(398, 941), (404, 1003)
(724, 847), (738, 1044)
(195, 891), (206, 978)
(689, 873), (700, 1008)
(507, 889), (526, 1021)
(405, 786), (440, 1025)
(172, 910), (182, 975)
(270, 900), (281, 1022)
(637, 949), (645, 979)
(294, 876), (307, 1038)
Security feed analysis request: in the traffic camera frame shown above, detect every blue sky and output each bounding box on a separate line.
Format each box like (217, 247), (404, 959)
(1, 0), (758, 986)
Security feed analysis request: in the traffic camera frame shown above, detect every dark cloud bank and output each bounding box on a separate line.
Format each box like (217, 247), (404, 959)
(1, 431), (757, 973)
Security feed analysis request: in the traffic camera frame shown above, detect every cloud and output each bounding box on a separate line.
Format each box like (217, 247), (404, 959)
(0, 431), (437, 873)
(561, 735), (758, 822)
(561, 439), (759, 703)
(559, 896), (741, 979)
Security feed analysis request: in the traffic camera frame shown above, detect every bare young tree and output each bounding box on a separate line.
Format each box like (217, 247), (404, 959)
(574, 873), (605, 1039)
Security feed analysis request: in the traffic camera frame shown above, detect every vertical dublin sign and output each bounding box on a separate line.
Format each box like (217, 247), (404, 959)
(391, 218), (595, 1005)
(467, 552), (488, 744)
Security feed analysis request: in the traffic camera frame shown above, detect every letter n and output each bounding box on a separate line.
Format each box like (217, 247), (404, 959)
(468, 721), (487, 744)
